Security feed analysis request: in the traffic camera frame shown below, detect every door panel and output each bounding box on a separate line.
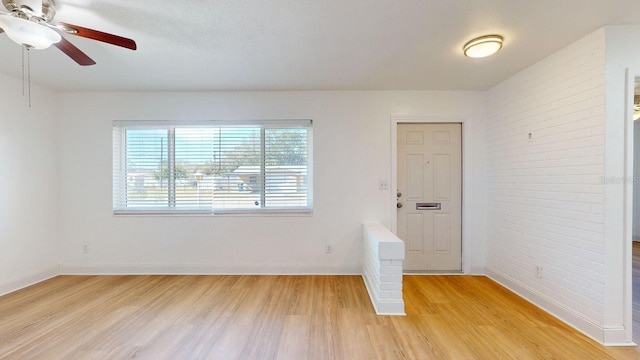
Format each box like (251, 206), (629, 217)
(407, 213), (425, 253)
(407, 154), (424, 200)
(433, 130), (451, 144)
(397, 123), (462, 271)
(433, 213), (451, 253)
(406, 130), (425, 145)
(433, 154), (451, 200)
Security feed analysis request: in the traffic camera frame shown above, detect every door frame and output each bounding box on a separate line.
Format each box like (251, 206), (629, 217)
(391, 116), (471, 274)
(621, 67), (637, 344)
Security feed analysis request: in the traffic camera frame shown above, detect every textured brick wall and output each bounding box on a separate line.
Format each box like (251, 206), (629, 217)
(362, 223), (405, 315)
(485, 29), (607, 325)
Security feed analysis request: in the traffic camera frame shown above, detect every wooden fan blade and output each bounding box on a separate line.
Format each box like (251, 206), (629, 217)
(58, 22), (136, 50)
(0, 28), (4, 34)
(54, 37), (96, 66)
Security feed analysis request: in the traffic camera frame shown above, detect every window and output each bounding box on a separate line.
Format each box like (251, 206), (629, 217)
(113, 120), (312, 214)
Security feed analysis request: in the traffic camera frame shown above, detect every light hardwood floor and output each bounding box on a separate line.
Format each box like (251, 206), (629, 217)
(0, 275), (637, 359)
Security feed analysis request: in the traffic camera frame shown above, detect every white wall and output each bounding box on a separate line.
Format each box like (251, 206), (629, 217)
(486, 25), (640, 345)
(0, 73), (60, 295)
(601, 25), (640, 344)
(56, 91), (487, 274)
(486, 29), (609, 341)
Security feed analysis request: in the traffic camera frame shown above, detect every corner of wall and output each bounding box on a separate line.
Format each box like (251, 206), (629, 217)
(0, 265), (60, 297)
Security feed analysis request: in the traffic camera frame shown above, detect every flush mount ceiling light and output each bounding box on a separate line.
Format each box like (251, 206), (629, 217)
(463, 35), (503, 58)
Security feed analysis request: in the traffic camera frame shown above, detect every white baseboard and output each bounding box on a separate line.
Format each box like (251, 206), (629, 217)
(376, 301), (406, 316)
(603, 326), (635, 346)
(0, 265), (60, 297)
(60, 263), (362, 275)
(486, 268), (608, 344)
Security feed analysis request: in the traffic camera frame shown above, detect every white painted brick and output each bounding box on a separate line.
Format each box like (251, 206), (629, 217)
(380, 274), (403, 283)
(379, 282), (402, 291)
(380, 265), (403, 274)
(378, 290), (403, 300)
(362, 223), (405, 315)
(486, 29), (606, 325)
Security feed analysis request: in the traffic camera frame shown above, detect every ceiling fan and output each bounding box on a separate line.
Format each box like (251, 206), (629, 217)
(0, 0), (136, 66)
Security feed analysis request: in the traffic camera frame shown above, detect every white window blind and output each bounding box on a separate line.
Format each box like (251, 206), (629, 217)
(113, 120), (312, 214)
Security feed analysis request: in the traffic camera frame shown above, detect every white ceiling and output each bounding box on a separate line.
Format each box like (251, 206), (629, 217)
(1, 0), (640, 92)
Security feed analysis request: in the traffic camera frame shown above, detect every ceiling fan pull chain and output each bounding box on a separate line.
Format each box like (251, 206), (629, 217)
(27, 46), (31, 108)
(21, 45), (24, 97)
(20, 45), (32, 107)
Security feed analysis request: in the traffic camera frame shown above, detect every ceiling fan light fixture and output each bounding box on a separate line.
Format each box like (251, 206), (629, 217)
(0, 14), (60, 49)
(463, 35), (503, 58)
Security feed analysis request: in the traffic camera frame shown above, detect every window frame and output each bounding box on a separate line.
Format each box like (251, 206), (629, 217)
(112, 119), (313, 216)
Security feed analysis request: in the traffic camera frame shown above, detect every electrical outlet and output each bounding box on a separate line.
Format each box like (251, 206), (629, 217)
(535, 265), (543, 278)
(379, 180), (389, 191)
(325, 245), (333, 254)
(83, 243), (89, 254)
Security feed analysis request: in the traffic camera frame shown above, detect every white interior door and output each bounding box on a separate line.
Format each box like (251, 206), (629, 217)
(397, 123), (462, 271)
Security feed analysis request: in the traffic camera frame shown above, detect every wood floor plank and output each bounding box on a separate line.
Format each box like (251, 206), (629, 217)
(0, 274), (637, 359)
(366, 324), (408, 359)
(276, 315), (311, 360)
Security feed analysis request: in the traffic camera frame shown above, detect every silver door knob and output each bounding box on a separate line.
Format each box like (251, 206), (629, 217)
(397, 202), (403, 208)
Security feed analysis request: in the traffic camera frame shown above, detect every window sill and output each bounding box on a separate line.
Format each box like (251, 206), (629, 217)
(213, 209), (313, 217)
(113, 209), (313, 217)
